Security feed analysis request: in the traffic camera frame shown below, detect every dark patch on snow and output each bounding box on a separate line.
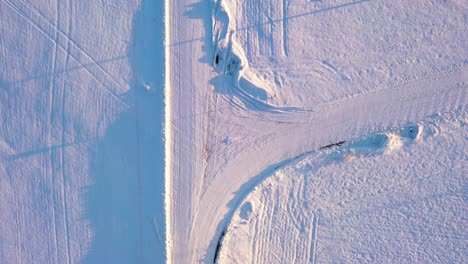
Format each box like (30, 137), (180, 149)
(348, 134), (389, 150)
(400, 124), (420, 140)
(319, 140), (346, 150)
(239, 202), (253, 220)
(213, 229), (227, 264)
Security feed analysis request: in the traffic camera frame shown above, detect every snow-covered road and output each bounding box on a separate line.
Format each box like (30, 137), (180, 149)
(167, 0), (467, 263)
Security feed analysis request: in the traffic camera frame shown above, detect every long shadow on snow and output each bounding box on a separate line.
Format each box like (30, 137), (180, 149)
(82, 1), (165, 263)
(184, 1), (214, 65)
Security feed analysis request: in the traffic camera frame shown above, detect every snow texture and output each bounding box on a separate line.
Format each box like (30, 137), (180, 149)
(0, 0), (166, 263)
(219, 111), (467, 263)
(0, 0), (467, 263)
(168, 0), (467, 263)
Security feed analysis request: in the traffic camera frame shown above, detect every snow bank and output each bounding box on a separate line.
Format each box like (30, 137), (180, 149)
(210, 0), (300, 112)
(164, 0), (173, 262)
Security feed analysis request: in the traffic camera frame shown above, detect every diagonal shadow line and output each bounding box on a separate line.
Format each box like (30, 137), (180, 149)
(167, 36), (205, 47)
(4, 56), (128, 86)
(167, 0), (370, 47)
(7, 141), (84, 161)
(237, 0), (370, 31)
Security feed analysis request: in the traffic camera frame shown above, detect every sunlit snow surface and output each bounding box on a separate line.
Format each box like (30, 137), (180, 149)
(219, 111), (467, 263)
(214, 0), (467, 109)
(1, 0), (467, 263)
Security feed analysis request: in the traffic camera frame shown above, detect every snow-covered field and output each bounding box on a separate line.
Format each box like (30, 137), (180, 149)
(219, 111), (467, 263)
(1, 0), (165, 263)
(1, 0), (466, 263)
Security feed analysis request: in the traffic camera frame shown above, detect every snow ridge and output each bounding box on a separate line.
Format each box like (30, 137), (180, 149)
(164, 0), (173, 262)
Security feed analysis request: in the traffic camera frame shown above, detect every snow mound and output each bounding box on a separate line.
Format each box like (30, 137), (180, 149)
(210, 0), (301, 112)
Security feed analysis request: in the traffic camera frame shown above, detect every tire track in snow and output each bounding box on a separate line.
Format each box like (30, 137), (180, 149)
(47, 0), (60, 262)
(309, 213), (319, 264)
(60, 1), (73, 262)
(282, 0), (288, 56)
(15, 0), (129, 92)
(13, 192), (23, 264)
